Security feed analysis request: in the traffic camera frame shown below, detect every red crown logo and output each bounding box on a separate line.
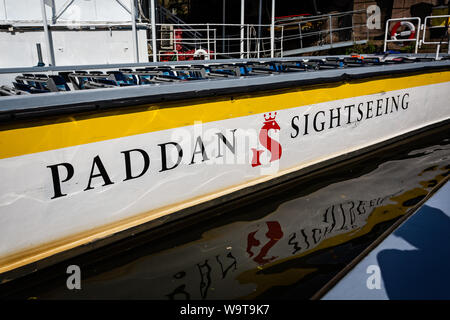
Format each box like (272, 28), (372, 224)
(264, 112), (277, 122)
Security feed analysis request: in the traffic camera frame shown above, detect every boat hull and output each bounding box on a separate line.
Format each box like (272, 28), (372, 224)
(0, 68), (449, 279)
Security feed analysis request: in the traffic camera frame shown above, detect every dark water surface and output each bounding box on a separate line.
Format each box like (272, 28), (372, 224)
(1, 125), (449, 300)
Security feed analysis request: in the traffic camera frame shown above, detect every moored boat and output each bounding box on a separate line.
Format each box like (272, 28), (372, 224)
(0, 55), (449, 282)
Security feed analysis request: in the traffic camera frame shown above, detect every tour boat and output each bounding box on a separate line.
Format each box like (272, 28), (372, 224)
(0, 56), (449, 282)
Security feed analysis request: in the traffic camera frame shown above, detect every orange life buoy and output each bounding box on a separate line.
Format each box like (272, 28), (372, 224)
(390, 21), (416, 41)
(193, 49), (210, 60)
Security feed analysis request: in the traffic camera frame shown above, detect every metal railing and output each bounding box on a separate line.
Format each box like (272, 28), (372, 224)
(148, 9), (370, 62)
(276, 9), (369, 56)
(384, 15), (449, 57)
(151, 23), (279, 61)
(421, 15), (450, 57)
(25, 2), (372, 65)
(384, 17), (421, 54)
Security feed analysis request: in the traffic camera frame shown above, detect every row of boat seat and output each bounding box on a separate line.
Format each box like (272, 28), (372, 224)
(1, 56), (447, 96)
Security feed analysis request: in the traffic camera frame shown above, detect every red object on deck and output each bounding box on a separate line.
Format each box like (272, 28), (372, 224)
(174, 29), (183, 51)
(160, 29), (213, 62)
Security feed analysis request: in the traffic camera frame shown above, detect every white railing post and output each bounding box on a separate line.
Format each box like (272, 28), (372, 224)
(436, 43), (441, 59)
(257, 38), (260, 58)
(299, 23), (303, 48)
(207, 23), (210, 60)
(329, 15), (333, 44)
(40, 0), (56, 66)
(247, 24), (250, 58)
(222, 0), (226, 55)
(414, 18), (421, 53)
(384, 18), (389, 52)
(130, 0), (139, 63)
(150, 0), (157, 62)
(270, 0), (275, 58)
(213, 29), (217, 59)
(240, 0), (245, 59)
(257, 0), (262, 58)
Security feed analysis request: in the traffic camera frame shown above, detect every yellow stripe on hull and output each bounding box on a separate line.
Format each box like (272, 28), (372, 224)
(0, 71), (449, 160)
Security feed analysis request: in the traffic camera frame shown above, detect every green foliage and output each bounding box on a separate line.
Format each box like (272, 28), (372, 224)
(345, 42), (377, 55)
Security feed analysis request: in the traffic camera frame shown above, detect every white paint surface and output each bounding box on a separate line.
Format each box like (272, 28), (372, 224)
(0, 82), (449, 261)
(0, 29), (148, 67)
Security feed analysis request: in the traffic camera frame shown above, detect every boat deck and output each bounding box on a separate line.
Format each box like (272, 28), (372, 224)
(0, 55), (449, 120)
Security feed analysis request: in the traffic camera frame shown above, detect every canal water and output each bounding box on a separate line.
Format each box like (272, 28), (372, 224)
(1, 124), (449, 300)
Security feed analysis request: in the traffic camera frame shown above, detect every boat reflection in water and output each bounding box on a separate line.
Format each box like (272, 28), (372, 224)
(1, 126), (449, 300)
